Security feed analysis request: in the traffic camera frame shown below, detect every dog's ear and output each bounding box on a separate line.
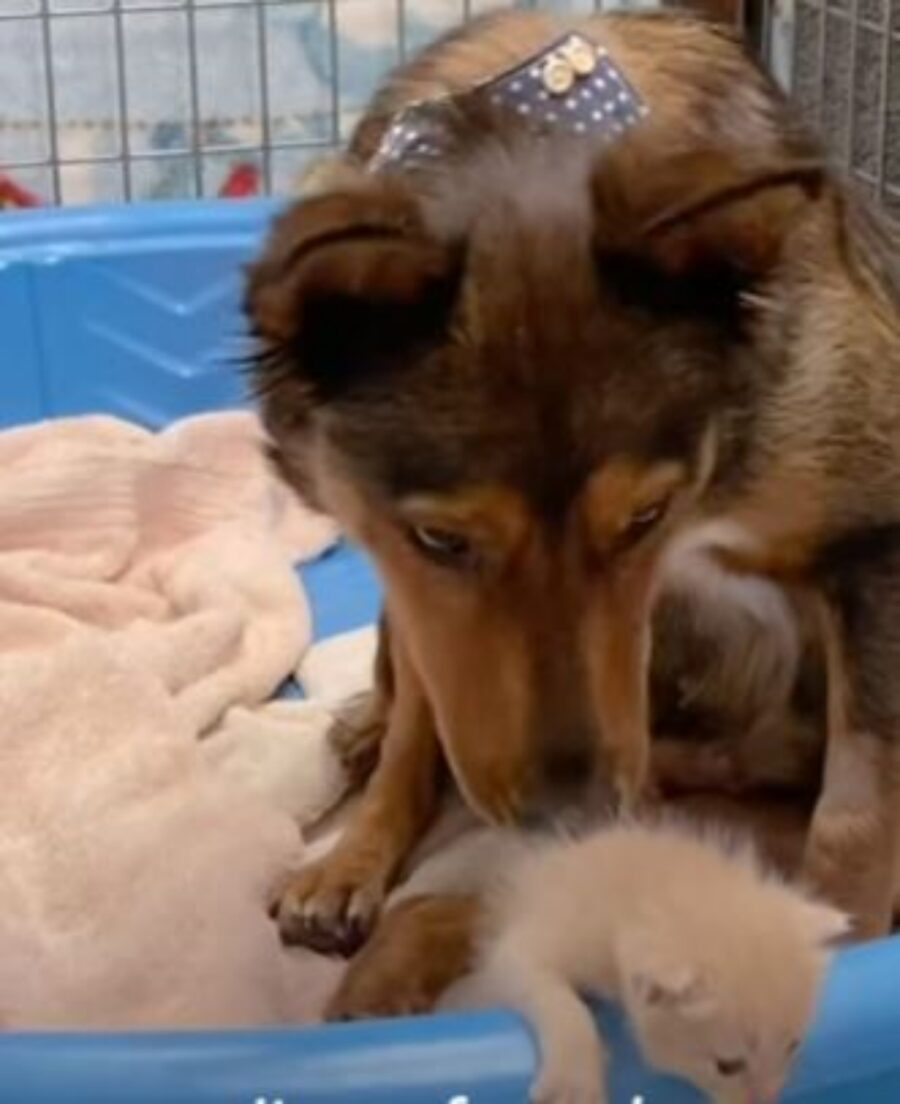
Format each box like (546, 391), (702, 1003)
(593, 146), (827, 323)
(246, 175), (460, 402)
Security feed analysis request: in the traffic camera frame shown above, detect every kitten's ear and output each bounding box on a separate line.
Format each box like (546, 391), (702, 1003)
(631, 966), (703, 1010)
(621, 933), (709, 1013)
(796, 899), (851, 948)
(593, 146), (827, 322)
(245, 174), (460, 403)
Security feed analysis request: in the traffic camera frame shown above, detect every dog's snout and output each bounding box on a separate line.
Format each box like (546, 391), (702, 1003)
(518, 734), (619, 833)
(518, 783), (619, 835)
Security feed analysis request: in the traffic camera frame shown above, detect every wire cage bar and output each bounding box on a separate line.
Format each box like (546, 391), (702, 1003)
(0, 0), (695, 207)
(0, 0), (894, 209)
(1, 0), (362, 205)
(765, 0), (900, 214)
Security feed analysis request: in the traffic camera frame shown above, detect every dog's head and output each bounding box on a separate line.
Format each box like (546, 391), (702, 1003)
(246, 121), (825, 827)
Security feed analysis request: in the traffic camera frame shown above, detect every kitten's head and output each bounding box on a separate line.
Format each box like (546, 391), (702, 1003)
(618, 882), (846, 1104)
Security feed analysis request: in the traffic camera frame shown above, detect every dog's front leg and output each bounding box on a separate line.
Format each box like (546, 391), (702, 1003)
(276, 631), (441, 955)
(802, 569), (900, 940)
(327, 611), (394, 789)
(325, 893), (480, 1020)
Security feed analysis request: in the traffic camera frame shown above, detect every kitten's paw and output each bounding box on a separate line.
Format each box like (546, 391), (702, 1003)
(530, 1066), (605, 1104)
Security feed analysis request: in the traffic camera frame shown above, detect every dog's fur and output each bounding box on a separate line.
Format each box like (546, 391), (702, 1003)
(246, 8), (900, 965)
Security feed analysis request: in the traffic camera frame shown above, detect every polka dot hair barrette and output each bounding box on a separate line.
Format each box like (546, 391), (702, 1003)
(368, 31), (650, 173)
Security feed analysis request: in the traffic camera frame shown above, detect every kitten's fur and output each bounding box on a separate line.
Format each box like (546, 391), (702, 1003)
(440, 821), (846, 1104)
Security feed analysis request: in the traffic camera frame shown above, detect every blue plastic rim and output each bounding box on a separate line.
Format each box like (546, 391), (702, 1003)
(3, 941), (900, 1103)
(1, 196), (899, 1102)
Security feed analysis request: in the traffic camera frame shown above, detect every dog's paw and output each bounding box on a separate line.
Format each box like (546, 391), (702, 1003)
(530, 1065), (606, 1104)
(274, 852), (387, 956)
(802, 806), (891, 941)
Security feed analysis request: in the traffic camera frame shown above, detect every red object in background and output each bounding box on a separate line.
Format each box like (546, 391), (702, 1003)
(218, 162), (261, 198)
(0, 173), (42, 209)
(0, 163), (259, 208)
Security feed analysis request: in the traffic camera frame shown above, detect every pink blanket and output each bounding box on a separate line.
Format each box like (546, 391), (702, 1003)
(0, 412), (347, 1028)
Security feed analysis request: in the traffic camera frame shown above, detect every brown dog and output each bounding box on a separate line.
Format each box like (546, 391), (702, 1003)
(247, 8), (900, 965)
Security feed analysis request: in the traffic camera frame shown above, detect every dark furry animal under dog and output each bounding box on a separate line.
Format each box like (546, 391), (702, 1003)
(246, 8), (900, 969)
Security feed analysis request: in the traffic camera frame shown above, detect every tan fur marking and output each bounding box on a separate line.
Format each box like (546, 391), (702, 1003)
(718, 467), (828, 579)
(583, 458), (686, 553)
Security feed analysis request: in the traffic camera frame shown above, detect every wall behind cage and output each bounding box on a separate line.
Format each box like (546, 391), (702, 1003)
(0, 0), (660, 207)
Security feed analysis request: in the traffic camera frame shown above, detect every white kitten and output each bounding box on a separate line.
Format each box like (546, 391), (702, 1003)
(439, 820), (846, 1104)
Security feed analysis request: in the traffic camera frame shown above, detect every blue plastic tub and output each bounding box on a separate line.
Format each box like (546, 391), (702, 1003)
(1, 197), (898, 1103)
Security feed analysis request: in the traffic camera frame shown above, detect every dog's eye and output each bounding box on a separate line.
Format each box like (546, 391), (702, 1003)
(714, 1057), (746, 1077)
(409, 525), (474, 567)
(620, 500), (668, 546)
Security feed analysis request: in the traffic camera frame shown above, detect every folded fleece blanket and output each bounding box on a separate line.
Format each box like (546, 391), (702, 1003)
(0, 411), (367, 1028)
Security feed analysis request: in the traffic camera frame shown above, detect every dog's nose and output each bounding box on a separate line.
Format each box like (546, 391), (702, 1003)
(519, 745), (620, 834)
(543, 742), (595, 794)
(518, 787), (619, 836)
